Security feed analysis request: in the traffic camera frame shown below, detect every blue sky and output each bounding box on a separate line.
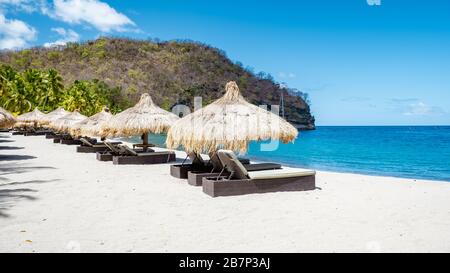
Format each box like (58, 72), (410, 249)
(1, 0), (449, 125)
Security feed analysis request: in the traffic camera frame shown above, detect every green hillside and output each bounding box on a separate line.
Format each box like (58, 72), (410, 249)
(0, 37), (315, 129)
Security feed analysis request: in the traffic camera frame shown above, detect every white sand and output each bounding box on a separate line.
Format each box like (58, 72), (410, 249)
(0, 132), (449, 253)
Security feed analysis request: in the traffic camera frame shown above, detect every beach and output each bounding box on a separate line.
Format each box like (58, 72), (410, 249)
(1, 132), (450, 253)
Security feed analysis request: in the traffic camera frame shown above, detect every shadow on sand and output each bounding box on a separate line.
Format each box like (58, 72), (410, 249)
(0, 155), (36, 161)
(0, 179), (60, 218)
(0, 146), (24, 150)
(0, 189), (37, 218)
(0, 164), (55, 176)
(0, 188), (38, 218)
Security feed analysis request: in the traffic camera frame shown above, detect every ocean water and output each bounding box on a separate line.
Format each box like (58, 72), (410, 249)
(127, 126), (450, 182)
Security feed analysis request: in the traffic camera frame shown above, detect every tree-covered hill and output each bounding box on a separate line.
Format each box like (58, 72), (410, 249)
(0, 38), (315, 129)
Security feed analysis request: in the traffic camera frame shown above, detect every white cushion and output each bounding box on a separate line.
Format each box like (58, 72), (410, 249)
(248, 167), (316, 180)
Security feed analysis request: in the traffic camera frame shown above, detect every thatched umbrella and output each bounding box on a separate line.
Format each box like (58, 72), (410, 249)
(49, 111), (88, 134)
(70, 107), (113, 138)
(100, 93), (179, 151)
(17, 108), (46, 128)
(13, 121), (32, 130)
(0, 107), (16, 129)
(166, 81), (298, 154)
(39, 107), (70, 127)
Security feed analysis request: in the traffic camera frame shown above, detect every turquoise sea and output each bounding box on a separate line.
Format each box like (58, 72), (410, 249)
(127, 126), (450, 182)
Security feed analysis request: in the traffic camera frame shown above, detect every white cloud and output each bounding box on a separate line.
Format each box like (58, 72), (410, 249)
(43, 0), (135, 32)
(44, 27), (79, 47)
(0, 13), (36, 49)
(403, 102), (445, 116)
(0, 0), (36, 13)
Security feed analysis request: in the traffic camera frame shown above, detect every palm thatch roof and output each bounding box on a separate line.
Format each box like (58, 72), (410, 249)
(13, 121), (32, 129)
(100, 93), (179, 138)
(39, 107), (70, 126)
(166, 81), (298, 153)
(70, 107), (113, 137)
(49, 111), (88, 133)
(17, 108), (46, 124)
(0, 107), (16, 128)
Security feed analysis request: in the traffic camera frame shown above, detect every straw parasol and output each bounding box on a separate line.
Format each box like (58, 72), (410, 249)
(0, 107), (16, 128)
(39, 107), (71, 126)
(166, 81), (298, 154)
(100, 93), (179, 151)
(70, 107), (113, 138)
(17, 108), (46, 127)
(49, 111), (88, 134)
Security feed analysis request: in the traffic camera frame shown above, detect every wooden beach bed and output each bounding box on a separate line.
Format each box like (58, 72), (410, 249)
(202, 150), (316, 197)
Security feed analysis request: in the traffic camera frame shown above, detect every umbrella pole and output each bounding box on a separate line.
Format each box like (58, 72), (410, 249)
(142, 132), (149, 152)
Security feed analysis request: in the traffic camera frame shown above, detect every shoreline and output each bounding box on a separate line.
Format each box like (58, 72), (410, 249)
(247, 156), (450, 183)
(1, 132), (450, 252)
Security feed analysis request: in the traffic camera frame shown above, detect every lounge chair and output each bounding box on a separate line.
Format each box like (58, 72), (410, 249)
(51, 133), (63, 143)
(45, 131), (57, 139)
(11, 128), (27, 135)
(96, 141), (126, 161)
(76, 138), (121, 153)
(201, 150), (316, 197)
(111, 145), (175, 165)
(60, 134), (82, 145)
(184, 152), (282, 186)
(170, 152), (253, 180)
(24, 128), (52, 136)
(170, 152), (217, 179)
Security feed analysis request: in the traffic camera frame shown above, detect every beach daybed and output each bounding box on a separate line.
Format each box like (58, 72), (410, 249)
(45, 131), (57, 138)
(170, 152), (252, 179)
(95, 142), (159, 161)
(60, 137), (82, 145)
(12, 130), (25, 135)
(24, 128), (52, 136)
(170, 152), (214, 179)
(76, 138), (121, 153)
(96, 141), (124, 161)
(112, 145), (175, 165)
(202, 150), (316, 197)
(52, 134), (80, 145)
(175, 152), (282, 186)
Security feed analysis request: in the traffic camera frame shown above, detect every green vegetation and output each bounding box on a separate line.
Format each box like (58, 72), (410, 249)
(0, 37), (315, 128)
(0, 65), (130, 116)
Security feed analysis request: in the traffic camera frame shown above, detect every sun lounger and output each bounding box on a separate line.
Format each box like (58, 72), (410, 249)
(170, 152), (253, 180)
(185, 152), (282, 186)
(60, 137), (82, 145)
(51, 133), (67, 143)
(96, 142), (157, 161)
(45, 131), (57, 139)
(12, 128), (27, 135)
(170, 152), (215, 179)
(112, 145), (176, 165)
(96, 141), (126, 161)
(24, 128), (52, 136)
(76, 138), (121, 153)
(202, 150), (316, 197)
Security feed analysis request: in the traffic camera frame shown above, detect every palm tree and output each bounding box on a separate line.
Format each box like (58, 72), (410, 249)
(3, 74), (33, 114)
(62, 80), (109, 116)
(40, 69), (64, 111)
(23, 69), (45, 108)
(0, 65), (17, 106)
